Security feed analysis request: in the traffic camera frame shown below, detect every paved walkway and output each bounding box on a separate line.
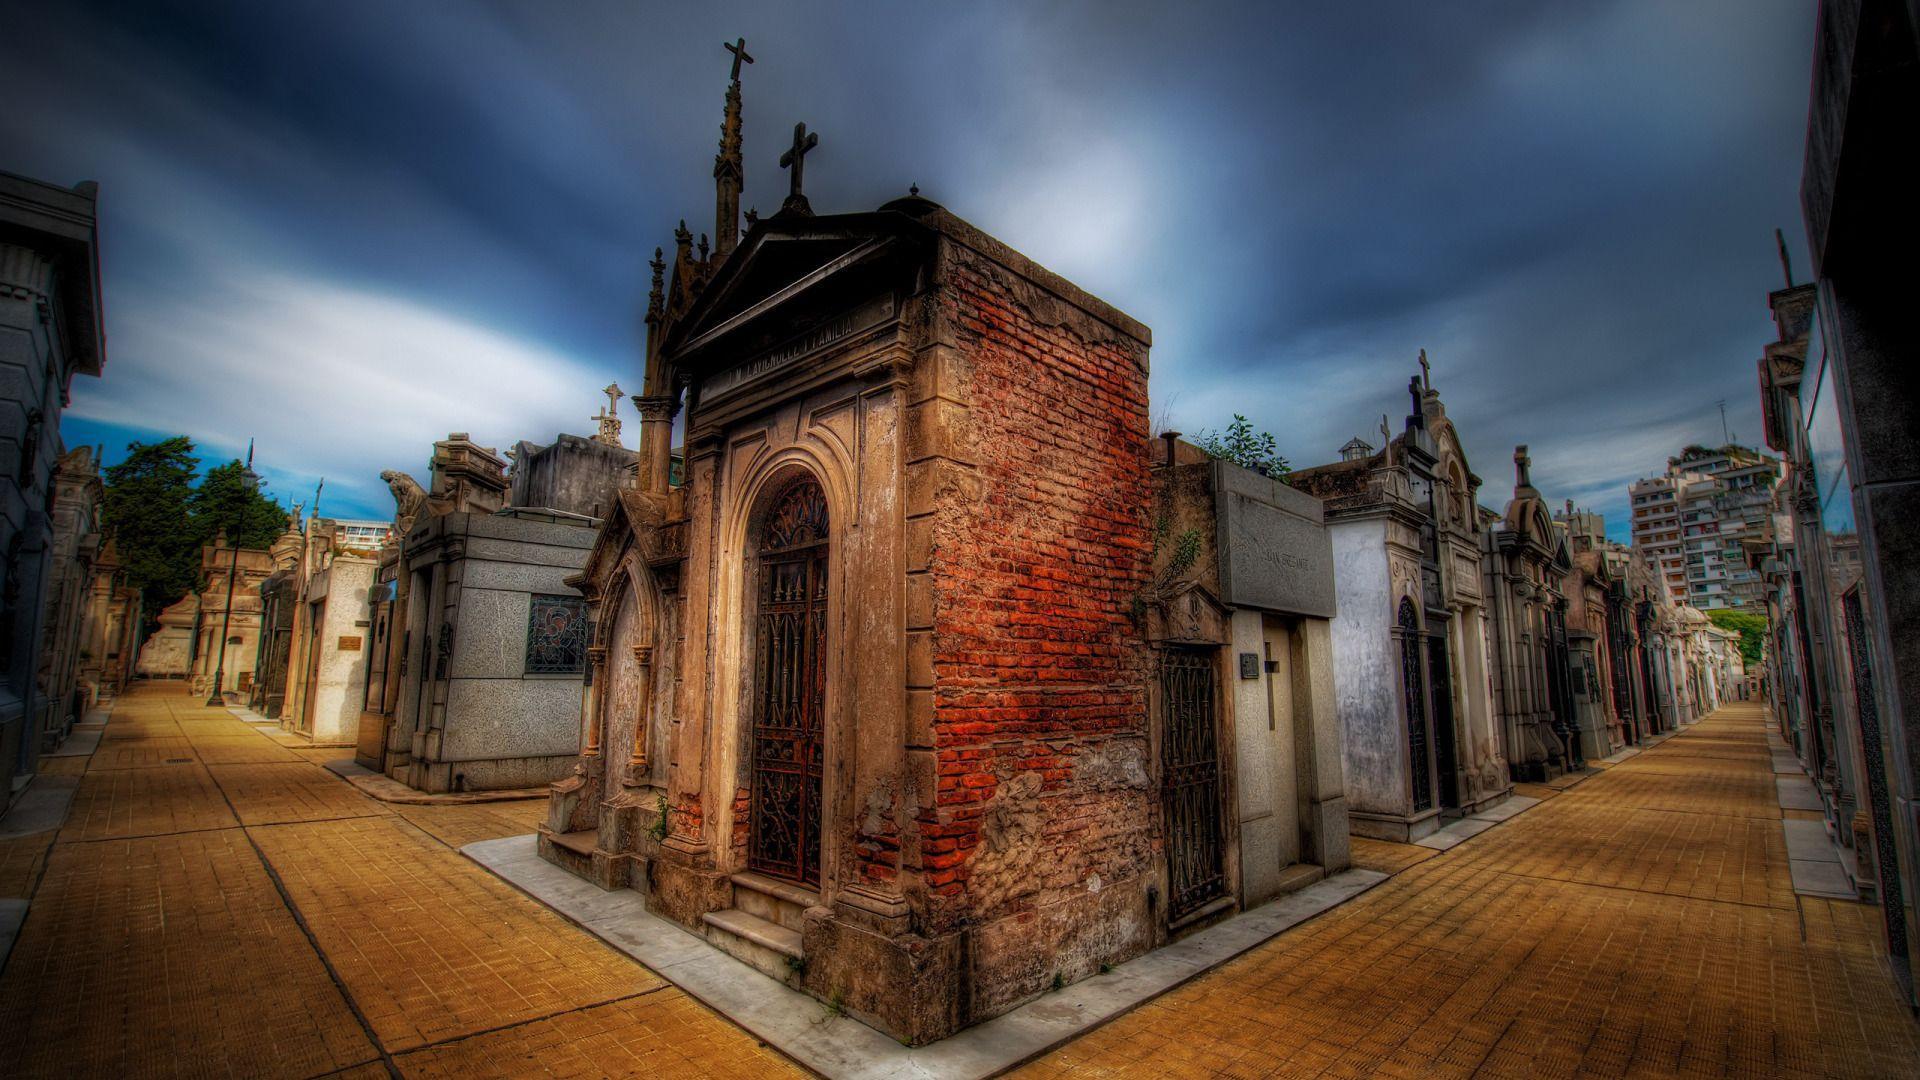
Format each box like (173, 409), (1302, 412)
(0, 692), (1913, 1077)
(1021, 704), (1920, 1079)
(0, 686), (788, 1079)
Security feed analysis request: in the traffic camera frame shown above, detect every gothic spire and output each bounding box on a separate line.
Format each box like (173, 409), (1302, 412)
(646, 247), (665, 324)
(713, 37), (752, 258)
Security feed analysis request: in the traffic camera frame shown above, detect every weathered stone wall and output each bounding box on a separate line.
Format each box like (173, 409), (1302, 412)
(303, 556), (375, 744)
(1326, 517), (1404, 820)
(921, 241), (1153, 1010)
(507, 434), (637, 519)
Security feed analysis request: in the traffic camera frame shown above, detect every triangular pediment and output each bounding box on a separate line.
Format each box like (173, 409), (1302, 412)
(663, 212), (927, 372)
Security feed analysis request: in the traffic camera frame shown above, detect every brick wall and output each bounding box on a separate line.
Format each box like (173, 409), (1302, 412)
(921, 251), (1153, 932)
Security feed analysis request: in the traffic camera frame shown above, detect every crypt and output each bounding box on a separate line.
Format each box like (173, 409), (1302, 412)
(1559, 505), (1630, 760)
(1478, 447), (1581, 781)
(535, 41), (1301, 1044)
(367, 416), (637, 793)
(1145, 436), (1352, 916)
(1289, 360), (1508, 841)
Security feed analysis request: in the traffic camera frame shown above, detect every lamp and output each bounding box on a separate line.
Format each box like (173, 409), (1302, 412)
(206, 440), (259, 708)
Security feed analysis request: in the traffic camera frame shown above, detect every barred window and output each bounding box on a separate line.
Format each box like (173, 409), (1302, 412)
(525, 594), (588, 674)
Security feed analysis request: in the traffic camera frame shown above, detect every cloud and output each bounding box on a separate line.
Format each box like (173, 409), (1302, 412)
(4, 0), (1815, 535)
(67, 262), (603, 517)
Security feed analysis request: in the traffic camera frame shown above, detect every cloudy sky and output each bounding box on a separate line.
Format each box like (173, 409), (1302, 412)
(3, 1), (1815, 533)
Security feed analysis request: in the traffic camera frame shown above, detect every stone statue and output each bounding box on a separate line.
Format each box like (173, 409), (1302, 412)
(381, 469), (428, 533)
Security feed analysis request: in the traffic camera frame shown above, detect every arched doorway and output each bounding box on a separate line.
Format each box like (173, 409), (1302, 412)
(748, 475), (829, 885)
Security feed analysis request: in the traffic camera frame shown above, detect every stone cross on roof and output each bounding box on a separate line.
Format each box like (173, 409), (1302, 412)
(593, 382), (625, 446)
(726, 37), (755, 81)
(1418, 348), (1431, 390)
(779, 122), (819, 215)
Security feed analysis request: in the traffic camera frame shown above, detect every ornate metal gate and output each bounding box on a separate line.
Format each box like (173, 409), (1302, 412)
(748, 478), (829, 885)
(1161, 647), (1225, 922)
(1399, 599), (1433, 813)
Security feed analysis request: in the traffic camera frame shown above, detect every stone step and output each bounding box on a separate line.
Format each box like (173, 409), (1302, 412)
(548, 830), (596, 857)
(729, 870), (817, 933)
(701, 908), (803, 985)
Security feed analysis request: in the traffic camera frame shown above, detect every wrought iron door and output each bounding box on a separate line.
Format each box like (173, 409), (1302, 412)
(1399, 599), (1434, 813)
(749, 478), (829, 885)
(1161, 647), (1225, 922)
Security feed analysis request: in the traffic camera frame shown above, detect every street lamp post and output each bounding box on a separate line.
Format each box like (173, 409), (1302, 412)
(206, 440), (260, 708)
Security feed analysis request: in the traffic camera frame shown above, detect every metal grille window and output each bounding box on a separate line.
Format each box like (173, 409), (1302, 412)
(525, 594), (588, 674)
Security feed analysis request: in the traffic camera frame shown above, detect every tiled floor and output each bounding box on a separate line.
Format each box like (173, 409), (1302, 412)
(2, 692), (1914, 1078)
(0, 687), (778, 1079)
(1017, 705), (1920, 1079)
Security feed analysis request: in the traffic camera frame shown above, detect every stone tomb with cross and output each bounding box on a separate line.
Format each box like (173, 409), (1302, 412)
(533, 43), (1191, 1043)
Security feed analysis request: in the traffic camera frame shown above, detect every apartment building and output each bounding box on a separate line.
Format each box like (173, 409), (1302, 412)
(1629, 445), (1782, 612)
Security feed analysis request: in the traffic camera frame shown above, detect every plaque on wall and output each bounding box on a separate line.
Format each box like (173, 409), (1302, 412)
(338, 636), (363, 651)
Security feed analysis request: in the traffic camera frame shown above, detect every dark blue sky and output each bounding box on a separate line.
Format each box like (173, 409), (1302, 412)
(2, 1), (1815, 532)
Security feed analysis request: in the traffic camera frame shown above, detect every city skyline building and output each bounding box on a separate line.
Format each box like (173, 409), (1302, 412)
(1629, 444), (1783, 611)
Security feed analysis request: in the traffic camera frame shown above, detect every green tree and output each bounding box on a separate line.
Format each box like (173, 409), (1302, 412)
(188, 458), (285, 550)
(102, 438), (288, 639)
(1193, 414), (1290, 478)
(1706, 609), (1768, 667)
(102, 437), (202, 636)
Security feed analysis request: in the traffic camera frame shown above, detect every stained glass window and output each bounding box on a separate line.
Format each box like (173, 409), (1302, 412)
(525, 594), (588, 674)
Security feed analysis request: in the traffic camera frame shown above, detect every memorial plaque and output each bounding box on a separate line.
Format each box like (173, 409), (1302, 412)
(338, 636), (363, 651)
(1239, 652), (1260, 679)
(1213, 460), (1338, 619)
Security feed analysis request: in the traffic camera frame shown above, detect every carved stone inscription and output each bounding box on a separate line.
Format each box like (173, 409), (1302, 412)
(701, 294), (895, 401)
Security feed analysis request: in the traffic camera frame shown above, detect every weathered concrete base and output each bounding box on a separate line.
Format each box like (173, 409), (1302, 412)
(45, 728), (99, 757)
(801, 905), (965, 1043)
(537, 824), (641, 891)
(1413, 795), (1543, 851)
(321, 758), (545, 805)
(0, 776), (78, 838)
(405, 753), (575, 794)
(464, 833), (1386, 1080)
(1348, 807), (1443, 842)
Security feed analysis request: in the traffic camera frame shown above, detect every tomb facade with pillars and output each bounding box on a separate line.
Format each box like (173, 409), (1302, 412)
(542, 46), (1179, 1044)
(1290, 362), (1509, 841)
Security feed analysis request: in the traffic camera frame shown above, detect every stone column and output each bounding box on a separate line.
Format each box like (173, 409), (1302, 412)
(662, 439), (719, 857)
(582, 645), (607, 757)
(626, 645), (653, 780)
(1291, 618), (1351, 872)
(634, 395), (679, 497)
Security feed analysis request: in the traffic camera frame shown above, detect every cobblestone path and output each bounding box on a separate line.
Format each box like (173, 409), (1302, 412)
(1, 692), (1913, 1077)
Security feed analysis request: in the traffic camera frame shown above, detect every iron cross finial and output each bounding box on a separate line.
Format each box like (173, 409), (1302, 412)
(779, 122), (820, 212)
(725, 37), (755, 81)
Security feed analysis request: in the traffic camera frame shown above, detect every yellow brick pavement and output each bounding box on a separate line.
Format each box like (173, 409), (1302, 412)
(0, 685), (787, 1079)
(5, 691), (1914, 1078)
(1018, 704), (1920, 1079)
(250, 814), (663, 1052)
(0, 829), (375, 1076)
